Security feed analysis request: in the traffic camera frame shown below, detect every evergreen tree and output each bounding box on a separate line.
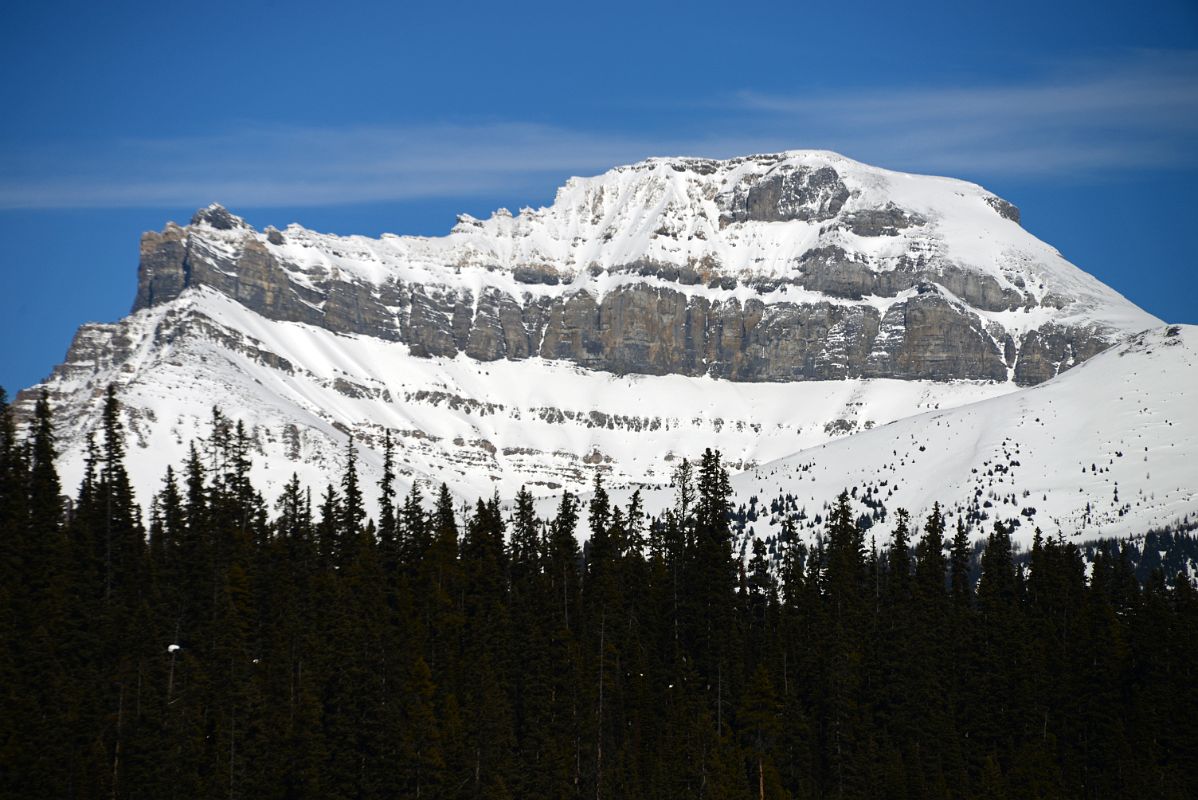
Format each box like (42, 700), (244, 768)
(0, 423), (1193, 800)
(820, 490), (872, 799)
(888, 508), (912, 602)
(377, 430), (399, 575)
(401, 482), (430, 572)
(739, 663), (787, 800)
(339, 436), (366, 559)
(950, 516), (972, 602)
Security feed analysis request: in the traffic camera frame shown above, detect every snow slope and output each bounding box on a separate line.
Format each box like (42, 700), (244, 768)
(37, 287), (1017, 513)
(612, 326), (1198, 547)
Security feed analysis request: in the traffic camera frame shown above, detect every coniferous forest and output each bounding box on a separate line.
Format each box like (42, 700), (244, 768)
(2, 386), (1196, 800)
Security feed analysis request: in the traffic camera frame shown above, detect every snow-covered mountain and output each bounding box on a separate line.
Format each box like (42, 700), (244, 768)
(17, 150), (1189, 546)
(130, 151), (1158, 385)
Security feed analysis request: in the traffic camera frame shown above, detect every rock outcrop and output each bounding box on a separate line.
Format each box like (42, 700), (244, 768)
(125, 151), (1157, 388)
(131, 215), (1117, 386)
(718, 164), (851, 225)
(133, 223), (1025, 382)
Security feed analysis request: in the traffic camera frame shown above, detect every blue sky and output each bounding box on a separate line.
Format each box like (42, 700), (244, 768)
(2, 0), (1196, 392)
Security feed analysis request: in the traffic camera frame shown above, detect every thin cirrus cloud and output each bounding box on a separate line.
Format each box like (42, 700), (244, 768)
(733, 50), (1198, 176)
(0, 51), (1194, 210)
(0, 124), (692, 210)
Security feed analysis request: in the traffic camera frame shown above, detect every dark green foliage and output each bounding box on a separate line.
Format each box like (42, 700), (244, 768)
(1, 389), (1195, 799)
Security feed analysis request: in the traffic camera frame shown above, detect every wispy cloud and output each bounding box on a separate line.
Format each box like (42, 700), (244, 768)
(733, 49), (1198, 176)
(1, 51), (1194, 210)
(0, 124), (674, 209)
(1, 122), (804, 210)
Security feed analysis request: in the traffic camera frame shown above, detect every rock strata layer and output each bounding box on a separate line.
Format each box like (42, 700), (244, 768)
(131, 218), (1102, 386)
(123, 152), (1155, 388)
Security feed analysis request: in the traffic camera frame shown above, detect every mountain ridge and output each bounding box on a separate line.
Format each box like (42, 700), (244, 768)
(130, 150), (1158, 385)
(18, 150), (1186, 548)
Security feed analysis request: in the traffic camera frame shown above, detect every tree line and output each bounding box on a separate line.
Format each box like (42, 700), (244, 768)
(1, 386), (1195, 799)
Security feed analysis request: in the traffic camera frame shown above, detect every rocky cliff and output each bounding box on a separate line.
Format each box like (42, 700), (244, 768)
(130, 152), (1153, 386)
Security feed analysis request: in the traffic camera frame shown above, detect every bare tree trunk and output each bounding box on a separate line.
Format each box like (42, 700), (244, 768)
(563, 565), (570, 631)
(229, 708), (236, 800)
(717, 664), (722, 734)
(105, 492), (113, 603)
(111, 684), (124, 800)
(596, 611), (605, 800)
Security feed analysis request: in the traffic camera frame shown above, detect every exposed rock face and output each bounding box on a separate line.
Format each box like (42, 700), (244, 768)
(42, 323), (133, 387)
(124, 146), (1153, 390)
(1014, 325), (1110, 385)
(985, 196), (1021, 224)
(840, 203), (926, 237)
(134, 225), (189, 311)
(865, 290), (1008, 381)
(794, 247), (1026, 311)
(130, 220), (1022, 382)
(191, 204), (249, 230)
(126, 200), (1125, 386)
(135, 222), (404, 341)
(719, 165), (851, 225)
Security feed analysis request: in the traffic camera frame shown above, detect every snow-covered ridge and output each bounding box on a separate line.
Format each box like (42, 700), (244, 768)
(174, 150), (1155, 337)
(124, 151), (1163, 394)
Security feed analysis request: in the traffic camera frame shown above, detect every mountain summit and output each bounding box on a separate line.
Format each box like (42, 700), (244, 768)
(133, 151), (1156, 384)
(20, 151), (1186, 543)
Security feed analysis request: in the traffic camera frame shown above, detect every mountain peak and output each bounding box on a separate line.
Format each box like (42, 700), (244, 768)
(190, 203), (249, 231)
(128, 151), (1156, 386)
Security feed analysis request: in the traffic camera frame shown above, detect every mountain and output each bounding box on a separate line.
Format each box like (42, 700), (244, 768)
(17, 150), (1185, 545)
(131, 151), (1155, 385)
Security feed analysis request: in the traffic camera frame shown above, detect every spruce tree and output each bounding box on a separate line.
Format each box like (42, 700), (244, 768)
(949, 516), (972, 602)
(377, 430), (399, 575)
(820, 490), (872, 799)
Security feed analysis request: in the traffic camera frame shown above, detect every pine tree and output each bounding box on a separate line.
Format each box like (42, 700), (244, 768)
(888, 508), (912, 602)
(509, 486), (540, 580)
(949, 517), (972, 602)
(909, 503), (957, 795)
(96, 384), (144, 605)
(397, 482), (429, 577)
(739, 663), (786, 800)
(3, 426), (1194, 800)
(377, 430), (399, 575)
(398, 655), (446, 796)
(687, 448), (740, 734)
(819, 490), (872, 799)
(972, 520), (1029, 779)
(546, 490), (581, 633)
(339, 435), (366, 560)
(316, 483), (340, 564)
(422, 483), (464, 698)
